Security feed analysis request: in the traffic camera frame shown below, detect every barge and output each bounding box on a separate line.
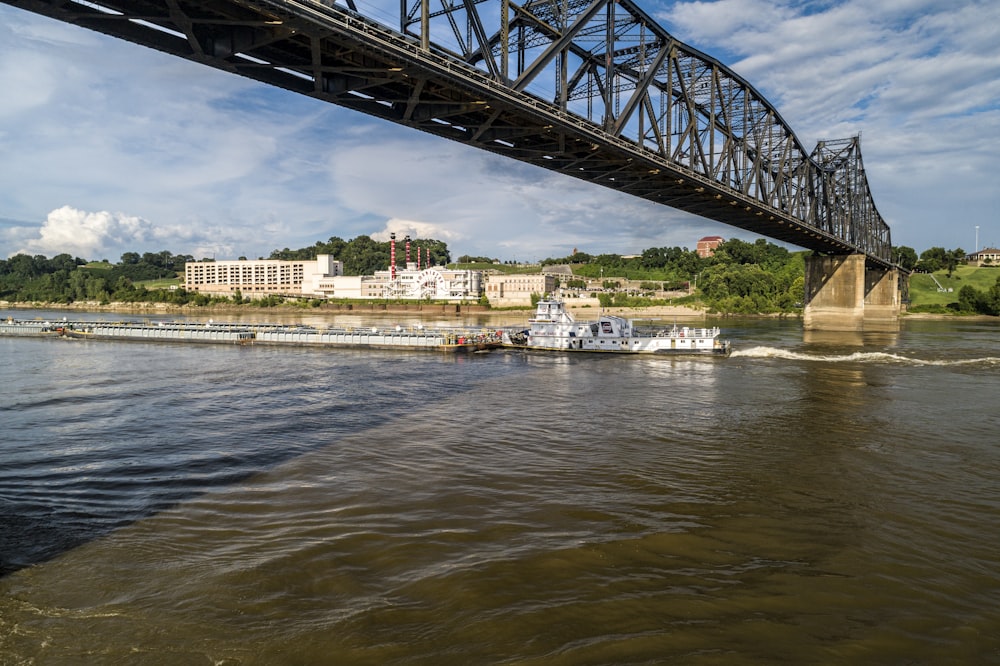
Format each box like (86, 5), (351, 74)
(1, 318), (502, 353)
(502, 299), (730, 355)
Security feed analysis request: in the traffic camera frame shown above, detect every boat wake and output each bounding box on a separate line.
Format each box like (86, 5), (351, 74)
(730, 346), (1000, 367)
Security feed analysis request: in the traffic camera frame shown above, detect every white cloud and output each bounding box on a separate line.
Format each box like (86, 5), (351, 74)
(662, 0), (1000, 128)
(15, 206), (155, 258)
(321, 131), (732, 260)
(371, 219), (463, 243)
(10, 205), (295, 262)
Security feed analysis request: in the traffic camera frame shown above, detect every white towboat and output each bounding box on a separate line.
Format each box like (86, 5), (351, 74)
(503, 299), (731, 355)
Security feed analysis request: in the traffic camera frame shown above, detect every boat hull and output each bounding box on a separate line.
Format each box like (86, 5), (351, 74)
(504, 343), (730, 356)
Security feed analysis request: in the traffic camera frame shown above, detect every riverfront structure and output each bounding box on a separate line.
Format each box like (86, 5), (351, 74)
(317, 265), (484, 301)
(184, 253), (484, 302)
(696, 236), (725, 258)
(376, 265), (482, 301)
(484, 273), (557, 305)
(185, 255), (343, 298)
(967, 248), (1000, 266)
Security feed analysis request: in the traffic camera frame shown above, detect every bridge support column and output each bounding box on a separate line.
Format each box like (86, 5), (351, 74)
(803, 254), (901, 331)
(862, 262), (903, 330)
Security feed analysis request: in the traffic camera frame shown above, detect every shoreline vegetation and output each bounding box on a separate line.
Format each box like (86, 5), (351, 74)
(2, 300), (993, 322)
(3, 238), (998, 320)
(0, 299), (710, 320)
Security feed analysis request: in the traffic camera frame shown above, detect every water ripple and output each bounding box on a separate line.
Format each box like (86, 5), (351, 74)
(732, 345), (1000, 366)
(2, 320), (1000, 663)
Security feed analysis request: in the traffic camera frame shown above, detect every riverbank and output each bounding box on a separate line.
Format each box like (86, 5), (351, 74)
(901, 311), (997, 321)
(1, 300), (711, 320)
(9, 300), (990, 321)
(1, 300), (491, 316)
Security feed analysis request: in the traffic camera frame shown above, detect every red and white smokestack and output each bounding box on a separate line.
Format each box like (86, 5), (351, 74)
(425, 247), (431, 267)
(416, 245), (421, 270)
(390, 232), (396, 280)
(405, 235), (411, 266)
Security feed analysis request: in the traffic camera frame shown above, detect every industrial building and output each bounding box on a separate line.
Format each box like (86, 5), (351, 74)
(313, 266), (483, 301)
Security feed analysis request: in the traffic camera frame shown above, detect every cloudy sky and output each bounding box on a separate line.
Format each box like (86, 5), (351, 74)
(1, 0), (998, 262)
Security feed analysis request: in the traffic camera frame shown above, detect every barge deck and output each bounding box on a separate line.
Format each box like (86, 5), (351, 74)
(1, 319), (503, 352)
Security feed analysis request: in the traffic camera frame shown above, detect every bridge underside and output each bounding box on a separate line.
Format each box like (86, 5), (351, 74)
(5, 0), (890, 265)
(803, 254), (901, 331)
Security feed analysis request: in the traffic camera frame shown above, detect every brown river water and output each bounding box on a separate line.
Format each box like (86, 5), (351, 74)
(1, 311), (998, 664)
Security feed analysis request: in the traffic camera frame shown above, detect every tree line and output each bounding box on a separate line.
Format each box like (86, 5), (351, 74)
(534, 239), (804, 314)
(892, 245), (979, 275)
(270, 235), (451, 275)
(2, 237), (992, 315)
(0, 251), (201, 305)
(956, 278), (1000, 316)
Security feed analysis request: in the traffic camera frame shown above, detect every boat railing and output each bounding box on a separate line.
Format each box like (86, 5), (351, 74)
(637, 325), (721, 338)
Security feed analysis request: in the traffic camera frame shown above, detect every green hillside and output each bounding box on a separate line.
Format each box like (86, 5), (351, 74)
(908, 265), (999, 309)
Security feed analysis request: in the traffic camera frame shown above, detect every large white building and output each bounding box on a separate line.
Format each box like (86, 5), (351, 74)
(185, 255), (344, 297)
(305, 265), (483, 300)
(185, 256), (484, 301)
(376, 264), (482, 300)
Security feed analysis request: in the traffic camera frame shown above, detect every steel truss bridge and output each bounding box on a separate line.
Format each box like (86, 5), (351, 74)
(6, 0), (894, 267)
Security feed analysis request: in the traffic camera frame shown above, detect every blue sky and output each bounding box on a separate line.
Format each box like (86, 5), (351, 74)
(1, 0), (998, 262)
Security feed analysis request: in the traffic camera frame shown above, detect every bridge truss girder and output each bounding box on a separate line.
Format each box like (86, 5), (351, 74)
(4, 0), (893, 266)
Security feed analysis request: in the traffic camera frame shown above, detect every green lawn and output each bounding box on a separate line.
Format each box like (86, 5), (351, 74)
(137, 277), (183, 289)
(450, 262), (542, 274)
(908, 265), (999, 307)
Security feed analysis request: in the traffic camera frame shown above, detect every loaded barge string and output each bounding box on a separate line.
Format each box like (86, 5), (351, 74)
(3, 302), (733, 356)
(0, 318), (503, 352)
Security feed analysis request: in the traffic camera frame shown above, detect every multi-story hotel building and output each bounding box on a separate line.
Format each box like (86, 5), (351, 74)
(184, 255), (343, 297)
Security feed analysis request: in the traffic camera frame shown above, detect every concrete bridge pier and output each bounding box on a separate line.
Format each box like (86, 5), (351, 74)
(803, 254), (901, 331)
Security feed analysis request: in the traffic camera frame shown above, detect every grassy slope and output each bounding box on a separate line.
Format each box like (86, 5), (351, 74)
(450, 263), (542, 274)
(908, 265), (999, 307)
(83, 262), (182, 289)
(137, 277), (183, 289)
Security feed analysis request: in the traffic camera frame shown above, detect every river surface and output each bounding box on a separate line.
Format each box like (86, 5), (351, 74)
(1, 310), (998, 664)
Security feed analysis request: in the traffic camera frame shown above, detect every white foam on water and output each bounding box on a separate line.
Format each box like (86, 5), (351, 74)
(729, 346), (1000, 367)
